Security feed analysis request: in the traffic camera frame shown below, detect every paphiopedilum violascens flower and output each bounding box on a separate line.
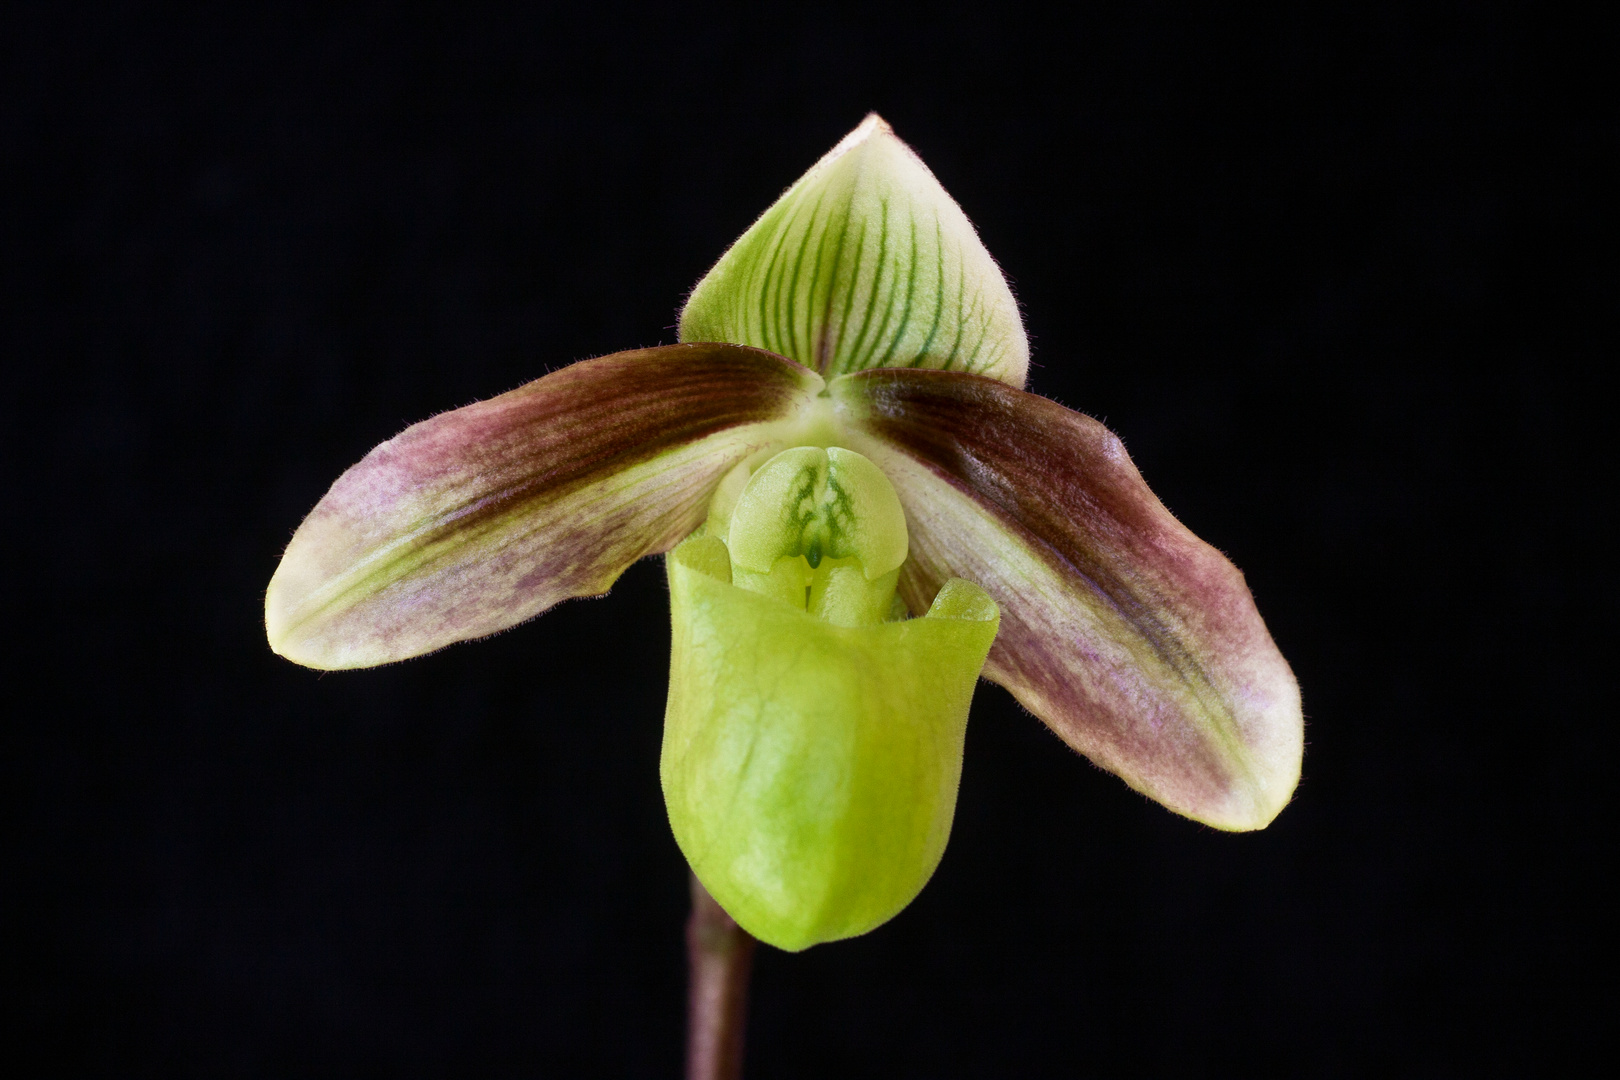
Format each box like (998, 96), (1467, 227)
(266, 115), (1303, 951)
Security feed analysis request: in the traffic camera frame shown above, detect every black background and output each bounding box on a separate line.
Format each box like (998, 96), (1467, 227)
(4, 3), (1607, 1076)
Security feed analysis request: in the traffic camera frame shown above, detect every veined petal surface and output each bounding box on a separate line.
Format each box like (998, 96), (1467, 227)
(267, 344), (821, 669)
(680, 114), (1028, 386)
(832, 370), (1302, 830)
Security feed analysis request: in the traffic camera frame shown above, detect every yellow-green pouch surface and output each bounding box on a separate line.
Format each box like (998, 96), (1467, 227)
(662, 534), (998, 951)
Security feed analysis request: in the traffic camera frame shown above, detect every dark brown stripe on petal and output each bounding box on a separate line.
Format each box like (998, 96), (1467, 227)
(344, 346), (809, 577)
(268, 344), (819, 668)
(834, 368), (1301, 829)
(846, 370), (1198, 677)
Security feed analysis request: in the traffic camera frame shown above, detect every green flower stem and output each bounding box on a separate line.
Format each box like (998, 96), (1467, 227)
(686, 871), (757, 1080)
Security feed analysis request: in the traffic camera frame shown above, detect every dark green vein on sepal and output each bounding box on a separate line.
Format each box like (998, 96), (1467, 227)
(909, 217), (948, 368)
(876, 214), (920, 368)
(832, 217), (868, 376)
(679, 114), (1027, 389)
(814, 195), (856, 374)
(942, 265), (970, 373)
(846, 197), (891, 374)
(863, 199), (908, 369)
(772, 185), (817, 358)
(803, 189), (841, 371)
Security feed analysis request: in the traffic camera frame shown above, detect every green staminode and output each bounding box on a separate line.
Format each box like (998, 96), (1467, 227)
(662, 448), (999, 950)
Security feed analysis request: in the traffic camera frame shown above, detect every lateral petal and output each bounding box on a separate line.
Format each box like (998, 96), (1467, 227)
(267, 344), (821, 669)
(680, 114), (1028, 386)
(832, 369), (1302, 830)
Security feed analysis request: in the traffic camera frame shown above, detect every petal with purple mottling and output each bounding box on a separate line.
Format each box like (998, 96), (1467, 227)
(831, 368), (1302, 830)
(267, 344), (823, 669)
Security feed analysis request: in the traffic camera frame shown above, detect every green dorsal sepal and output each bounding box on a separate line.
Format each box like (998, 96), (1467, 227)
(725, 446), (908, 628)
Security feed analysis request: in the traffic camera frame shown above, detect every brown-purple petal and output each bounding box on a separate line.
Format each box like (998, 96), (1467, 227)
(267, 344), (821, 669)
(832, 369), (1301, 830)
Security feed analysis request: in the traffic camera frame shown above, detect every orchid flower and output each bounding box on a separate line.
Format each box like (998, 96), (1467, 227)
(266, 115), (1302, 952)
